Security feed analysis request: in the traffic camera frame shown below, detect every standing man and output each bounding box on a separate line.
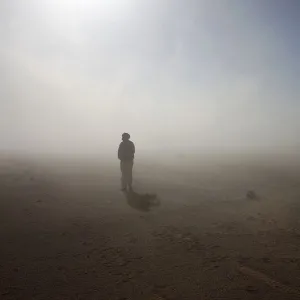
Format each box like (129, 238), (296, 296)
(118, 133), (135, 191)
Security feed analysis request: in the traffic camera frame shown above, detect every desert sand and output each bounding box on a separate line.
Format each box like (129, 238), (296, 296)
(1, 154), (300, 299)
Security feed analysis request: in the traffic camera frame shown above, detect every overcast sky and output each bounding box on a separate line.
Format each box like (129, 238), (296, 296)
(1, 0), (300, 155)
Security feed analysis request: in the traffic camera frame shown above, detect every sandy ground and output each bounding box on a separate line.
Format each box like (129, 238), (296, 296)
(1, 155), (300, 299)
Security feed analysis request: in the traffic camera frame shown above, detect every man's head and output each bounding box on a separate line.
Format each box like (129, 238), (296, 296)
(122, 133), (130, 141)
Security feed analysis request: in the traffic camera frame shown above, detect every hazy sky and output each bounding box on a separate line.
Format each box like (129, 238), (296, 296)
(1, 0), (300, 155)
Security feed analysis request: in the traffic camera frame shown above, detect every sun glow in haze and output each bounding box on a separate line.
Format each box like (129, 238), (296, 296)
(45, 0), (136, 21)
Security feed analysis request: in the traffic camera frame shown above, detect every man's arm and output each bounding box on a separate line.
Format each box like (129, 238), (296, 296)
(118, 143), (122, 160)
(132, 142), (135, 154)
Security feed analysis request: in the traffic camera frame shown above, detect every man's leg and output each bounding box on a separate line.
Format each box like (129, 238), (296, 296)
(120, 161), (126, 190)
(126, 160), (134, 190)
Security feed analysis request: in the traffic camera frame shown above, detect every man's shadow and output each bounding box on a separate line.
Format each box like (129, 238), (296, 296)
(124, 189), (160, 212)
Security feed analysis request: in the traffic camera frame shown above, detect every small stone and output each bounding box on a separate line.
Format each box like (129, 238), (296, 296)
(246, 190), (259, 200)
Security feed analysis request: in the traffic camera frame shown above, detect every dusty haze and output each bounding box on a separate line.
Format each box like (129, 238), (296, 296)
(1, 0), (300, 159)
